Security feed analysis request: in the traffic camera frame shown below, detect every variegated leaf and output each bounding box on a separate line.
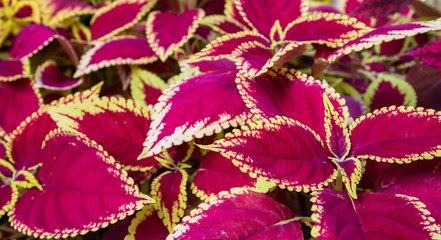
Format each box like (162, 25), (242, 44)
(374, 157), (441, 223)
(204, 116), (337, 192)
(46, 81), (103, 106)
(237, 67), (348, 144)
(8, 129), (154, 239)
(47, 97), (158, 172)
(7, 109), (57, 170)
(349, 0), (414, 18)
(334, 158), (362, 199)
(0, 59), (30, 82)
(139, 71), (251, 158)
(151, 169), (188, 232)
(0, 183), (17, 217)
(167, 188), (303, 240)
(311, 189), (440, 240)
(323, 19), (441, 64)
(235, 0), (308, 38)
(0, 78), (42, 137)
(74, 36), (158, 78)
(406, 38), (441, 71)
(283, 13), (369, 48)
(201, 15), (245, 34)
(35, 60), (82, 90)
(350, 106), (441, 163)
(130, 67), (167, 107)
(125, 205), (169, 240)
(187, 31), (269, 63)
(146, 9), (205, 61)
(41, 0), (97, 26)
(10, 24), (78, 64)
(90, 0), (157, 41)
(363, 73), (417, 112)
(192, 151), (270, 201)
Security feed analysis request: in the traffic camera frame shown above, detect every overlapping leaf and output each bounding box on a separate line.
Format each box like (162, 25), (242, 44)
(0, 59), (30, 81)
(130, 67), (167, 107)
(350, 106), (441, 163)
(0, 183), (17, 218)
(47, 96), (158, 171)
(0, 78), (42, 137)
(311, 189), (440, 239)
(204, 116), (337, 192)
(35, 60), (82, 90)
(125, 205), (168, 240)
(192, 151), (269, 201)
(406, 38), (441, 71)
(363, 73), (416, 112)
(146, 9), (205, 61)
(237, 67), (347, 143)
(139, 71), (251, 158)
(90, 0), (157, 41)
(40, 0), (97, 26)
(349, 0), (414, 18)
(10, 24), (77, 64)
(167, 188), (303, 240)
(8, 129), (154, 238)
(74, 36), (158, 78)
(7, 109), (57, 170)
(151, 169), (188, 232)
(374, 157), (441, 222)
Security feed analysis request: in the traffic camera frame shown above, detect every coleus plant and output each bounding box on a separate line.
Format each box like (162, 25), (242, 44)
(1, 0), (441, 239)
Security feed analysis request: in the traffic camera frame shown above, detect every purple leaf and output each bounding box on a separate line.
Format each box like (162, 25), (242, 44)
(201, 15), (245, 34)
(349, 0), (414, 18)
(35, 60), (82, 90)
(139, 71), (251, 158)
(0, 59), (30, 81)
(168, 188), (303, 240)
(406, 63), (441, 110)
(204, 116), (337, 192)
(146, 9), (204, 61)
(0, 182), (17, 217)
(406, 38), (441, 71)
(350, 106), (441, 163)
(41, 0), (97, 26)
(90, 0), (157, 41)
(311, 189), (440, 239)
(151, 169), (188, 232)
(74, 36), (158, 78)
(8, 129), (154, 239)
(192, 151), (264, 201)
(130, 67), (167, 107)
(0, 78), (42, 137)
(125, 205), (168, 240)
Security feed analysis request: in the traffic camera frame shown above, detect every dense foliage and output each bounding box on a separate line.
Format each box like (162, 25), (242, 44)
(1, 0), (441, 239)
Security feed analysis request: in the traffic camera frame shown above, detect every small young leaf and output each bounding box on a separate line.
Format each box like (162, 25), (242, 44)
(126, 205), (168, 240)
(35, 60), (82, 90)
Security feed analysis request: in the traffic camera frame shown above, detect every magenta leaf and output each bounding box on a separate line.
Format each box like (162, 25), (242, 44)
(406, 38), (441, 71)
(237, 67), (347, 144)
(139, 71), (251, 158)
(374, 158), (441, 223)
(334, 158), (362, 198)
(349, 0), (414, 18)
(125, 205), (168, 240)
(188, 31), (269, 63)
(10, 24), (78, 64)
(0, 78), (42, 137)
(35, 60), (82, 90)
(90, 0), (157, 41)
(322, 20), (441, 65)
(0, 183), (17, 217)
(0, 140), (5, 158)
(74, 36), (158, 78)
(151, 169), (188, 232)
(168, 188), (303, 240)
(201, 15), (245, 34)
(205, 116), (337, 192)
(350, 106), (441, 163)
(0, 59), (30, 81)
(311, 189), (440, 239)
(235, 0), (307, 38)
(130, 67), (167, 107)
(406, 63), (441, 110)
(192, 151), (266, 201)
(8, 129), (154, 239)
(146, 9), (205, 61)
(48, 97), (159, 172)
(7, 109), (57, 170)
(363, 73), (416, 112)
(41, 0), (97, 26)
(283, 13), (369, 48)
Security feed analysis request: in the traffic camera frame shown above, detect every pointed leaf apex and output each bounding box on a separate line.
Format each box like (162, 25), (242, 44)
(138, 148), (153, 160)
